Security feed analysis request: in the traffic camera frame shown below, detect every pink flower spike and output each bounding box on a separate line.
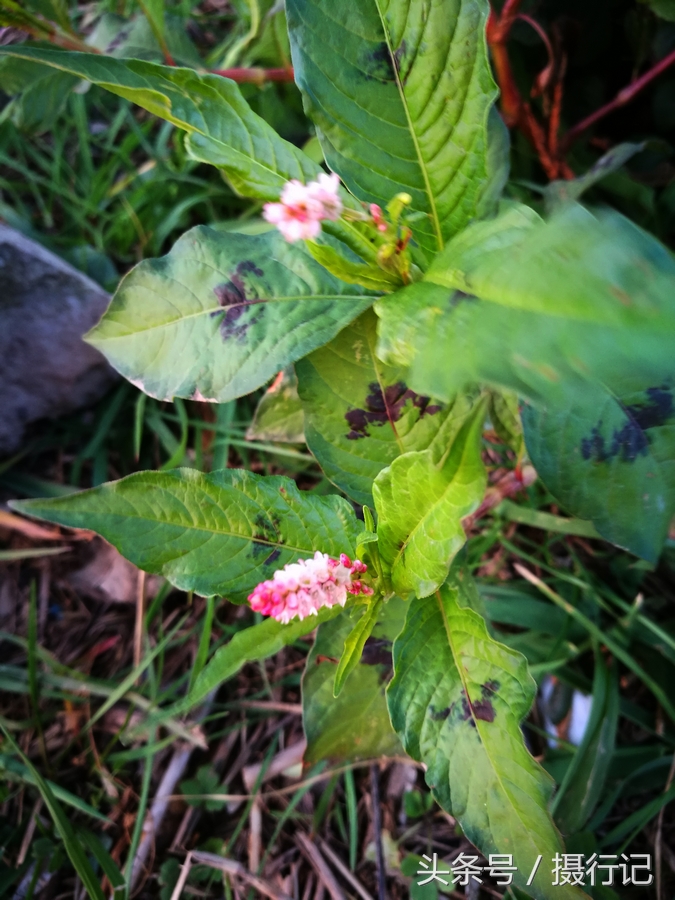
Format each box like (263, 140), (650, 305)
(247, 550), (372, 623)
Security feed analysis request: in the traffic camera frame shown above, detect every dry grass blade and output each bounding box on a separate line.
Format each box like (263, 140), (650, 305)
(169, 850), (193, 900)
(0, 510), (67, 541)
(237, 701), (303, 714)
(243, 739), (307, 792)
(130, 744), (195, 891)
(16, 797), (43, 867)
(134, 569), (145, 674)
(296, 832), (346, 900)
(190, 850), (295, 900)
(318, 839), (374, 900)
(248, 794), (262, 874)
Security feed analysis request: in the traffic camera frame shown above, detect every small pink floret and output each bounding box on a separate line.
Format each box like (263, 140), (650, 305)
(369, 203), (388, 232)
(248, 551), (371, 624)
(262, 173), (343, 243)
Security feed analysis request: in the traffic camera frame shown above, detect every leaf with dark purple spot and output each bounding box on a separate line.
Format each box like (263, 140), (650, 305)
(388, 571), (587, 900)
(12, 469), (360, 602)
(286, 0), (508, 255)
(86, 227), (375, 404)
(523, 381), (675, 563)
(296, 310), (460, 506)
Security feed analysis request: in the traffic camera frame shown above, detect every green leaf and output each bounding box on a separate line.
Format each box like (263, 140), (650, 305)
(387, 577), (588, 900)
(303, 598), (406, 764)
(489, 391), (523, 455)
(307, 240), (403, 291)
(286, 0), (508, 255)
(181, 765), (226, 811)
(643, 0), (675, 20)
(333, 595), (384, 697)
(0, 46), (380, 263)
(373, 398), (487, 597)
(86, 227), (375, 404)
(11, 468), (360, 600)
(188, 602), (345, 709)
(522, 382), (675, 562)
(0, 46), (318, 201)
(374, 203), (675, 560)
(77, 832), (125, 894)
(377, 204), (675, 401)
(544, 143), (645, 213)
(0, 754), (111, 823)
(296, 309), (459, 505)
(246, 368), (305, 444)
(496, 503), (600, 539)
(551, 653), (619, 836)
(87, 12), (202, 68)
(0, 57), (78, 134)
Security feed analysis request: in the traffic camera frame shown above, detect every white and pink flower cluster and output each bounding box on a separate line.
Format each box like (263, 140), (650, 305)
(262, 173), (343, 242)
(248, 551), (372, 624)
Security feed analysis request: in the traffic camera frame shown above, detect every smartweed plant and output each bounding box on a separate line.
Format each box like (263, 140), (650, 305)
(5, 3), (675, 897)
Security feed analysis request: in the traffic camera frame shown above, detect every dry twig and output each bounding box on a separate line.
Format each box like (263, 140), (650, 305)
(190, 850), (295, 900)
(296, 833), (346, 900)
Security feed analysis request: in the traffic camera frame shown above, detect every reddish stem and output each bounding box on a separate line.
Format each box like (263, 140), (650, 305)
(489, 0), (524, 42)
(517, 13), (554, 83)
(489, 39), (521, 127)
(210, 66), (295, 84)
(563, 47), (675, 149)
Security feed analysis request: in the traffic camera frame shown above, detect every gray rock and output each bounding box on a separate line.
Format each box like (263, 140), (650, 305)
(0, 226), (117, 455)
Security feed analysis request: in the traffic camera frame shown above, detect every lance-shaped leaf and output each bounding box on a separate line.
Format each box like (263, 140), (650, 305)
(303, 597), (406, 764)
(188, 602), (346, 709)
(11, 468), (360, 601)
(0, 56), (78, 134)
(376, 204), (675, 405)
(387, 579), (589, 900)
(376, 202), (675, 560)
(286, 0), (508, 255)
(296, 309), (460, 506)
(0, 47), (318, 200)
(333, 595), (384, 696)
(373, 398), (486, 598)
(522, 382), (675, 563)
(0, 46), (380, 262)
(85, 227), (375, 403)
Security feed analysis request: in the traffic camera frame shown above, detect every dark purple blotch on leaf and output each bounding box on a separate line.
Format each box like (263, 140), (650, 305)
(363, 41), (397, 83)
(344, 381), (441, 440)
(212, 260), (265, 341)
(249, 513), (283, 562)
(431, 681), (498, 727)
(580, 386), (673, 463)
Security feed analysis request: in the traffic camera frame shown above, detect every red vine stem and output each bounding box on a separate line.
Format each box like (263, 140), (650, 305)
(562, 47), (675, 150)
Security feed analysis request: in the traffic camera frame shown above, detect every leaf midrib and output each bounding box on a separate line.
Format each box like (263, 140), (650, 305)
(91, 294), (373, 339)
(23, 503), (320, 557)
(371, 0), (443, 251)
(365, 323), (405, 455)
